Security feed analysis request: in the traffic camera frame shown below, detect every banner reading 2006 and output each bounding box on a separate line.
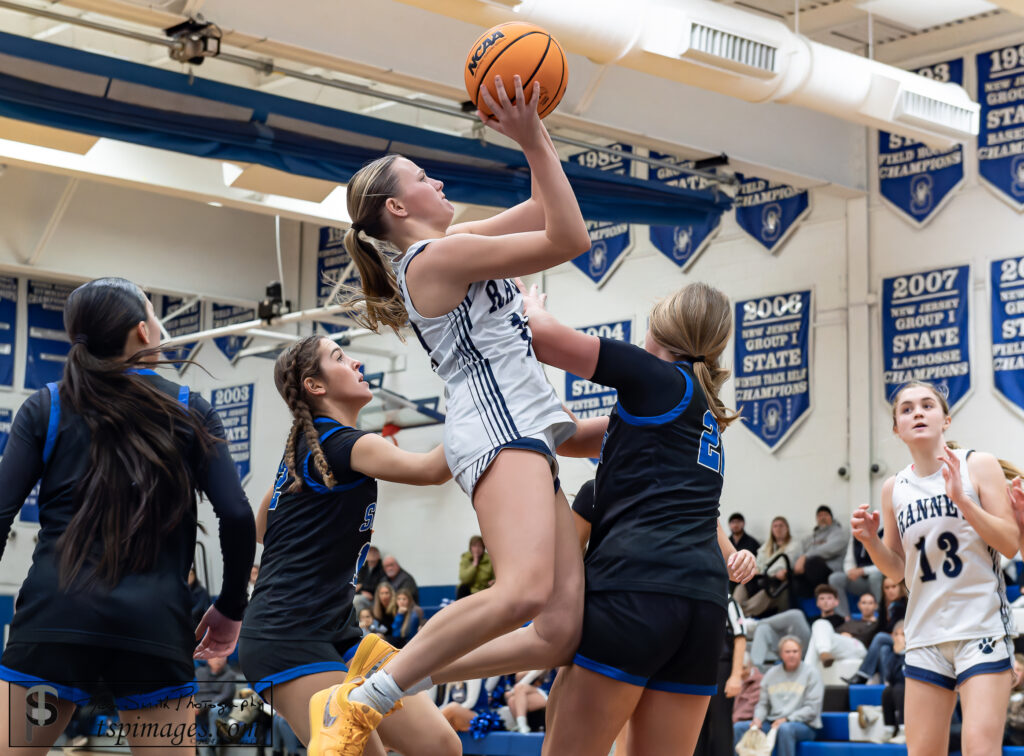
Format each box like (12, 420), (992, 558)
(991, 255), (1024, 417)
(882, 265), (970, 411)
(733, 290), (812, 452)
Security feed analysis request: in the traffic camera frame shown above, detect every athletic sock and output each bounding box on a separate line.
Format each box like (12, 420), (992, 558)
(350, 669), (404, 715)
(516, 715), (530, 734)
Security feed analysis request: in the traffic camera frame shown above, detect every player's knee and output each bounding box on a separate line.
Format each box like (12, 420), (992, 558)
(961, 721), (1002, 755)
(416, 723), (461, 756)
(495, 576), (555, 624)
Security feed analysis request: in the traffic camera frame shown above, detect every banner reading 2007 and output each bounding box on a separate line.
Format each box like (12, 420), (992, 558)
(878, 59), (965, 226)
(733, 290), (812, 452)
(991, 255), (1024, 417)
(882, 265), (970, 411)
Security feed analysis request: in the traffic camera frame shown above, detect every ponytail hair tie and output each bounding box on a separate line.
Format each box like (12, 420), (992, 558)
(685, 355), (705, 363)
(350, 223), (362, 235)
(72, 334), (88, 346)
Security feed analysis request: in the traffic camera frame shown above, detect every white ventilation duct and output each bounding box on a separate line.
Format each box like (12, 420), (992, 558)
(461, 0), (979, 148)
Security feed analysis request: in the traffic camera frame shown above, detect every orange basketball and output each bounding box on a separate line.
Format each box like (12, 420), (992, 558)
(464, 22), (568, 120)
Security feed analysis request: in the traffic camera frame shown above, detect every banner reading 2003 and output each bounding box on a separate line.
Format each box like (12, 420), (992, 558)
(733, 290), (812, 452)
(991, 255), (1024, 417)
(882, 265), (970, 411)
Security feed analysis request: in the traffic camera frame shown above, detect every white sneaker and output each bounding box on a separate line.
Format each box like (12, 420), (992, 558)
(888, 726), (906, 744)
(743, 617), (759, 640)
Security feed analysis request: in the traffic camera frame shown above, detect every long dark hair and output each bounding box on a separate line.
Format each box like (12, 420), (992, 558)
(273, 336), (336, 492)
(56, 278), (218, 588)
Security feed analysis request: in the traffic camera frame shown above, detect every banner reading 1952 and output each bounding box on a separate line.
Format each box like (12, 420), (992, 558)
(991, 255), (1024, 417)
(733, 290), (812, 452)
(882, 265), (970, 411)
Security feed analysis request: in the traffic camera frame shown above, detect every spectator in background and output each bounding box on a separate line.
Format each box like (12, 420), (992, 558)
(382, 554), (419, 604)
(372, 582), (396, 629)
(734, 636), (823, 756)
(695, 593), (747, 756)
(745, 610), (812, 672)
(735, 516), (801, 617)
(504, 670), (550, 734)
(358, 607), (387, 637)
(804, 586), (868, 669)
(189, 566), (212, 632)
(843, 578), (908, 685)
(389, 587), (424, 648)
(457, 535), (495, 598)
(729, 513), (761, 555)
(247, 563), (259, 599)
(792, 506), (847, 602)
(829, 531), (884, 617)
(732, 655), (763, 724)
(439, 677), (503, 732)
(354, 545), (384, 613)
(881, 621), (907, 744)
(195, 656), (240, 756)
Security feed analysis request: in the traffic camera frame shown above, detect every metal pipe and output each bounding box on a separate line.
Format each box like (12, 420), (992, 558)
(160, 303), (362, 348)
(0, 0), (734, 186)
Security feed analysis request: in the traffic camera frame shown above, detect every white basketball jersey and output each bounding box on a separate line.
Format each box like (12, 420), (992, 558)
(892, 448), (1014, 650)
(394, 240), (574, 478)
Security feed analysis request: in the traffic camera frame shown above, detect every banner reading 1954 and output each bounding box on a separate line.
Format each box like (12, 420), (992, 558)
(977, 42), (1024, 211)
(882, 265), (971, 411)
(991, 255), (1024, 417)
(733, 290), (812, 452)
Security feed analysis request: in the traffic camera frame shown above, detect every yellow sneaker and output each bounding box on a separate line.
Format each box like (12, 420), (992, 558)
(344, 635), (398, 683)
(307, 682), (382, 756)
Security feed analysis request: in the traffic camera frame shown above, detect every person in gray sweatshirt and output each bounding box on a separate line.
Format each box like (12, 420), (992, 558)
(793, 505), (848, 602)
(733, 636), (823, 756)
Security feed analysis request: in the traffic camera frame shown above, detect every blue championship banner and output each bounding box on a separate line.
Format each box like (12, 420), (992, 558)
(161, 296), (202, 372)
(564, 320), (632, 420)
(317, 226), (359, 334)
(0, 408), (40, 523)
(569, 145), (633, 287)
(0, 277), (17, 387)
(878, 60), (965, 226)
(25, 280), (74, 390)
(211, 303), (255, 363)
(991, 255), (1024, 416)
(978, 43), (1024, 211)
(882, 265), (971, 411)
(648, 151), (721, 271)
(733, 290), (812, 451)
(211, 383), (253, 484)
(734, 175), (810, 255)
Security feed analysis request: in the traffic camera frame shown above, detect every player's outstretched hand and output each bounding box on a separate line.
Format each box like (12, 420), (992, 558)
(727, 549), (757, 584)
(193, 605), (242, 660)
(850, 502), (880, 543)
(938, 445), (965, 505)
(514, 278), (547, 316)
(477, 75), (543, 146)
(1010, 477), (1024, 534)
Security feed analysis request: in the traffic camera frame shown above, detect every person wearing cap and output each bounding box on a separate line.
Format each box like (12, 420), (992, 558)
(728, 513), (761, 555)
(792, 506), (847, 603)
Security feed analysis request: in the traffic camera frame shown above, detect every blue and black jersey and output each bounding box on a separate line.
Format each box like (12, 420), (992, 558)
(0, 371), (254, 661)
(241, 418), (377, 642)
(584, 339), (727, 607)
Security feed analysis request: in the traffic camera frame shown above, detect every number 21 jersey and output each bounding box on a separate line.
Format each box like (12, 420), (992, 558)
(892, 447), (1013, 650)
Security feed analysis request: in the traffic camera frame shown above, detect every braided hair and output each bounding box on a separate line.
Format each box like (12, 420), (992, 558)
(273, 336), (337, 491)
